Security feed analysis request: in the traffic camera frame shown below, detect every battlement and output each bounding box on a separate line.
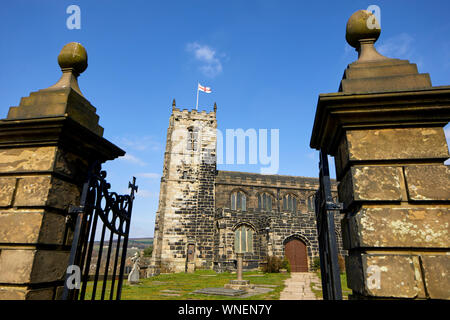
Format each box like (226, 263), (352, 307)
(216, 170), (336, 190)
(171, 107), (216, 121)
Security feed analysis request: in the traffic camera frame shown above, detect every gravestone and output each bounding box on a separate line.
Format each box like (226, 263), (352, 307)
(128, 252), (141, 284)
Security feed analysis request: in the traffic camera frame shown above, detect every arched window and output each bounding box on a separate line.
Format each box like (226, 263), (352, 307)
(307, 194), (316, 212)
(231, 191), (246, 211)
(283, 194), (297, 213)
(258, 192), (272, 211)
(234, 225), (254, 253)
(187, 127), (198, 151)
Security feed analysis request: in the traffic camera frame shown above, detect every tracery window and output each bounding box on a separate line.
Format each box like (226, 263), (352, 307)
(307, 194), (316, 212)
(234, 225), (254, 253)
(187, 127), (198, 151)
(231, 191), (246, 211)
(283, 194), (297, 213)
(258, 193), (272, 211)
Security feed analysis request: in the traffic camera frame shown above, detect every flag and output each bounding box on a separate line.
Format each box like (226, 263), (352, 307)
(198, 83), (212, 93)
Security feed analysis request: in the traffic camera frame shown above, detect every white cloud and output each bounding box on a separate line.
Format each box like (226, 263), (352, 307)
(377, 33), (419, 60)
(137, 172), (161, 179)
(119, 154), (147, 166)
(376, 33), (424, 69)
(186, 42), (223, 77)
(117, 136), (161, 152)
(136, 189), (159, 198)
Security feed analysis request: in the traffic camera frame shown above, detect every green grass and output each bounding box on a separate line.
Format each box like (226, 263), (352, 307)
(310, 271), (352, 299)
(84, 270), (290, 300)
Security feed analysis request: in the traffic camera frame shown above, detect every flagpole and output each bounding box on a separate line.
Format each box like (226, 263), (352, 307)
(196, 82), (199, 110)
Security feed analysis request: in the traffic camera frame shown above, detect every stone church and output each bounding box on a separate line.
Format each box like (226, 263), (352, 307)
(148, 101), (342, 275)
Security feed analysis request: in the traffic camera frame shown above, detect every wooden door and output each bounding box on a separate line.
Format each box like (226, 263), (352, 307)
(284, 239), (308, 272)
(187, 244), (195, 262)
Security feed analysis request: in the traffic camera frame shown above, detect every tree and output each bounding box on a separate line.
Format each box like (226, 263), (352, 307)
(143, 246), (153, 257)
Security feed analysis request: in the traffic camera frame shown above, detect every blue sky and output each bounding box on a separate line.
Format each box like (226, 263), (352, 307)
(1, 1), (449, 237)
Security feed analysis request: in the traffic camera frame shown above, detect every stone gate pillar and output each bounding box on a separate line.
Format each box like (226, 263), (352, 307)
(0, 43), (124, 299)
(310, 10), (450, 299)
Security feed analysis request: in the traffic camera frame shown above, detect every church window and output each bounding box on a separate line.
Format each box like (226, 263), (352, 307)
(307, 194), (316, 212)
(187, 127), (198, 151)
(283, 194), (297, 213)
(234, 225), (253, 253)
(258, 193), (272, 211)
(231, 191), (246, 211)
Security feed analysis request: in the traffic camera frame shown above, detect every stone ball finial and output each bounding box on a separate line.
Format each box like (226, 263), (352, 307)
(346, 10), (381, 48)
(57, 42), (88, 75)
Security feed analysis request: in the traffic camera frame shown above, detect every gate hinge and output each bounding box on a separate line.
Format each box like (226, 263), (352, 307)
(69, 205), (85, 214)
(66, 205), (84, 225)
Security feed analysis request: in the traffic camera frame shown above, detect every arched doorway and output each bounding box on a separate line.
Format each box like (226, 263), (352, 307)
(284, 238), (308, 272)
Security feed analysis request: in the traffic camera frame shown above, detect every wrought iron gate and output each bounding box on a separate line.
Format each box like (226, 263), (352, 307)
(62, 162), (138, 300)
(315, 150), (343, 300)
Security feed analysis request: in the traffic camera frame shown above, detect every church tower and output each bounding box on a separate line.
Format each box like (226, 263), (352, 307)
(149, 100), (217, 274)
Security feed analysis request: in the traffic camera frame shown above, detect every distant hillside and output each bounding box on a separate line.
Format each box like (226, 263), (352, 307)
(93, 237), (153, 251)
(127, 237), (153, 249)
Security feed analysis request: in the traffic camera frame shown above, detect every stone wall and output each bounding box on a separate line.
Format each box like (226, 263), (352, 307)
(310, 10), (450, 299)
(213, 171), (343, 271)
(0, 43), (124, 300)
(149, 106), (344, 275)
(150, 106), (217, 274)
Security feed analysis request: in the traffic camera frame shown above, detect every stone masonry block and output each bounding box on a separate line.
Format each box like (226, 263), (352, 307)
(39, 212), (67, 245)
(335, 135), (349, 180)
(346, 128), (449, 162)
(420, 255), (450, 299)
(338, 166), (403, 206)
(0, 249), (69, 284)
(25, 287), (55, 300)
(346, 253), (424, 298)
(0, 286), (27, 300)
(405, 165), (450, 201)
(54, 148), (89, 179)
(0, 249), (35, 283)
(30, 250), (70, 283)
(45, 177), (80, 210)
(0, 177), (16, 207)
(0, 211), (43, 243)
(14, 176), (52, 207)
(14, 176), (80, 210)
(0, 147), (56, 173)
(0, 210), (67, 245)
(346, 207), (450, 249)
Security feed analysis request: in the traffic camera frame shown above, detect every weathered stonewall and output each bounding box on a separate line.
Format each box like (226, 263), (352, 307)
(148, 101), (343, 276)
(310, 10), (450, 299)
(149, 101), (217, 274)
(0, 43), (124, 299)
